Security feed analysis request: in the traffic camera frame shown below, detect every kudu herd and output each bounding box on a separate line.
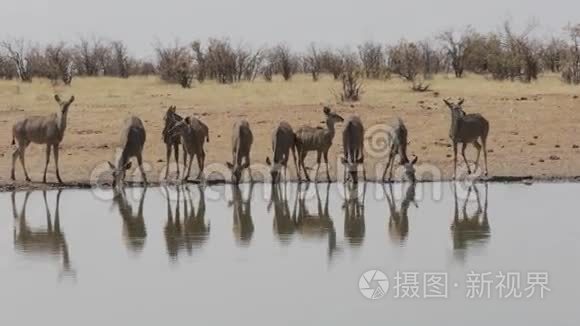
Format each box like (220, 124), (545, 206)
(9, 94), (491, 186)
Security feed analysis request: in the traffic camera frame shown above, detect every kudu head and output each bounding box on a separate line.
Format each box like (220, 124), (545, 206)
(108, 160), (132, 189)
(227, 161), (249, 185)
(164, 105), (177, 121)
(54, 95), (75, 114)
(265, 156), (281, 183)
(402, 155), (419, 183)
(322, 106), (344, 126)
(443, 98), (466, 118)
(168, 116), (191, 138)
(341, 156), (364, 184)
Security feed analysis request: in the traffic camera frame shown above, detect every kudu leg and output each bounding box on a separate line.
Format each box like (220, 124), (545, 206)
(323, 151), (330, 182)
(43, 145), (52, 183)
(184, 154), (193, 182)
(461, 143), (471, 174)
(17, 145), (31, 182)
(137, 154), (148, 184)
(452, 143), (458, 180)
(164, 144), (171, 180)
(472, 141), (482, 174)
(11, 147), (19, 181)
(174, 143), (180, 178)
(482, 139), (489, 176)
(314, 152), (322, 182)
(196, 152), (204, 181)
(53, 145), (63, 183)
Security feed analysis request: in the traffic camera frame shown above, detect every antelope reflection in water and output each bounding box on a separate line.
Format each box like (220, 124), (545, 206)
(384, 182), (417, 244)
(112, 187), (147, 254)
(294, 183), (337, 259)
(163, 185), (209, 260)
(230, 183), (254, 246)
(269, 182), (296, 244)
(343, 182), (366, 246)
(12, 190), (74, 279)
(451, 183), (490, 261)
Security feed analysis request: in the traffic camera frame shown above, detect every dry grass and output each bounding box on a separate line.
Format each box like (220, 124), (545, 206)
(1, 73), (580, 186)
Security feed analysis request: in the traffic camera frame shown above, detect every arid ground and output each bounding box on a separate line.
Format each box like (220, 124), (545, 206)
(1, 74), (579, 190)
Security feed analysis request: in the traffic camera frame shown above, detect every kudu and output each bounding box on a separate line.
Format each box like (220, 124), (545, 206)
(112, 186), (148, 253)
(268, 182), (296, 242)
(230, 184), (254, 245)
(163, 185), (209, 260)
(295, 106), (344, 182)
(169, 115), (209, 182)
(12, 190), (74, 278)
(11, 95), (75, 183)
(107, 116), (147, 188)
(294, 183), (337, 259)
(382, 118), (418, 182)
(341, 115), (366, 184)
(227, 119), (253, 184)
(451, 183), (490, 261)
(162, 106), (187, 179)
(444, 98), (490, 178)
(384, 182), (417, 244)
(266, 121), (298, 183)
(343, 182), (366, 246)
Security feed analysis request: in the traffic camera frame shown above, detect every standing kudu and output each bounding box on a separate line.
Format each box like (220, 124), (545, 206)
(169, 116), (210, 182)
(266, 121), (298, 183)
(382, 118), (418, 182)
(108, 116), (147, 188)
(11, 95), (75, 183)
(341, 115), (366, 184)
(227, 119), (253, 184)
(295, 106), (344, 182)
(443, 98), (490, 178)
(162, 106), (187, 179)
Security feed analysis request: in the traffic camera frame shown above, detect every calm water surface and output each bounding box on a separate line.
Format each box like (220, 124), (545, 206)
(0, 182), (578, 325)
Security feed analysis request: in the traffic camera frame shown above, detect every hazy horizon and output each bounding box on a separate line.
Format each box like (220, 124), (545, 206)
(1, 0), (579, 59)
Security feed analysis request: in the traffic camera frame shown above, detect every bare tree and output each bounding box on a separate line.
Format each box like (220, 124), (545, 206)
(304, 43), (322, 81)
(155, 41), (194, 88)
(438, 27), (475, 78)
(1, 39), (33, 82)
(320, 49), (343, 79)
(110, 41), (130, 78)
(562, 23), (580, 84)
(540, 37), (567, 73)
(0, 54), (17, 79)
(191, 41), (206, 82)
(45, 42), (73, 85)
(388, 40), (422, 82)
(358, 41), (386, 79)
(338, 51), (363, 101)
(270, 44), (297, 81)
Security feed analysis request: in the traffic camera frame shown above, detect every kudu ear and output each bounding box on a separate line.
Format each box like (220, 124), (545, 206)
(411, 155), (418, 165)
(107, 161), (115, 170)
(458, 98), (465, 106)
(54, 95), (62, 104)
(68, 96), (75, 104)
(443, 99), (453, 108)
(266, 157), (272, 166)
(323, 106), (331, 115)
(226, 162), (234, 170)
(185, 116), (191, 124)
